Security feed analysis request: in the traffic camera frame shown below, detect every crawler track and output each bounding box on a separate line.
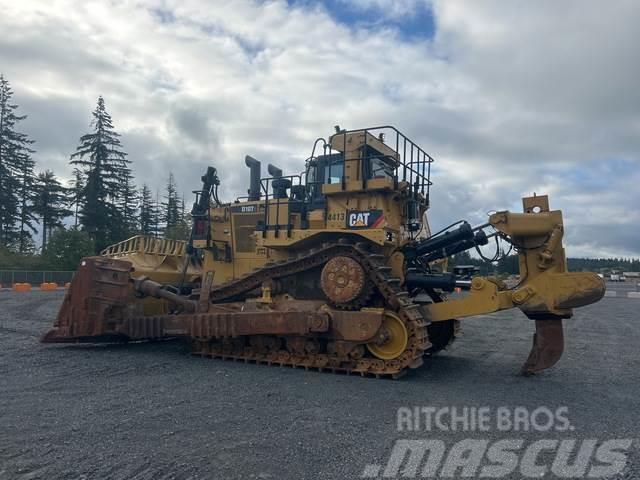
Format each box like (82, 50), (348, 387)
(192, 240), (432, 378)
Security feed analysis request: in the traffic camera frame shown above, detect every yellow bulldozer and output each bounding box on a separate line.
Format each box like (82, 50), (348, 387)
(42, 126), (605, 378)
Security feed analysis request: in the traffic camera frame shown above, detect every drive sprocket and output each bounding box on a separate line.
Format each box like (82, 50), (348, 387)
(320, 255), (372, 309)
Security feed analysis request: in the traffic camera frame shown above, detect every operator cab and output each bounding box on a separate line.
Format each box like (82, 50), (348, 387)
(249, 126), (433, 236)
(306, 153), (343, 209)
(305, 136), (400, 208)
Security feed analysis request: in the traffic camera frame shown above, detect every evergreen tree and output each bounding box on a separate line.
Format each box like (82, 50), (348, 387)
(138, 184), (158, 236)
(0, 74), (36, 250)
(70, 96), (131, 251)
(116, 169), (138, 238)
(16, 153), (37, 253)
(164, 195), (191, 240)
(162, 172), (180, 233)
(174, 193), (191, 240)
(154, 188), (161, 237)
(180, 193), (186, 224)
(43, 228), (94, 271)
(68, 167), (84, 228)
(33, 170), (72, 251)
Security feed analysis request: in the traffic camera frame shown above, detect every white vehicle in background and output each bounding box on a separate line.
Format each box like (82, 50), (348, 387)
(610, 274), (621, 282)
(620, 275), (626, 282)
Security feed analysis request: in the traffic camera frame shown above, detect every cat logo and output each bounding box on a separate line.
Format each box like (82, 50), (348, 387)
(347, 210), (384, 229)
(349, 212), (370, 227)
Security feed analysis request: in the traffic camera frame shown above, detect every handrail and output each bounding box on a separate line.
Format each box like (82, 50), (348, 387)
(101, 235), (188, 257)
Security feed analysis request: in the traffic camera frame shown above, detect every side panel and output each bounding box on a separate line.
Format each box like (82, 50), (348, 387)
(229, 210), (266, 279)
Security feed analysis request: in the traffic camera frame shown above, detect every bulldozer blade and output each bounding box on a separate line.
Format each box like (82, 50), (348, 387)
(40, 256), (133, 344)
(520, 318), (564, 376)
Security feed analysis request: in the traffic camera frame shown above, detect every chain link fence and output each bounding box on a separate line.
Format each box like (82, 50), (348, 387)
(0, 270), (74, 287)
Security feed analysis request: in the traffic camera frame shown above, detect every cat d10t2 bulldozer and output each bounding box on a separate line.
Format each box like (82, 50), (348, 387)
(42, 126), (605, 378)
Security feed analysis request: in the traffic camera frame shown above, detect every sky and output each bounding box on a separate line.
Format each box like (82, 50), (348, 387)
(1, 0), (639, 258)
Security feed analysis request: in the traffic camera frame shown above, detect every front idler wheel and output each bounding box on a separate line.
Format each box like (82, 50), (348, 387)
(366, 311), (408, 360)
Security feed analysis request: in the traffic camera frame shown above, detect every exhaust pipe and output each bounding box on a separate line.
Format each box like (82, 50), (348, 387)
(268, 163), (289, 199)
(245, 155), (261, 201)
(267, 163), (282, 177)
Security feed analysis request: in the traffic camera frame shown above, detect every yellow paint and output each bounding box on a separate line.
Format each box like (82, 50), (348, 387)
(366, 311), (408, 360)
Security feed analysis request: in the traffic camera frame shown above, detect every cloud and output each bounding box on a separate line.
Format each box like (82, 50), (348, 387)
(336, 0), (427, 19)
(0, 0), (638, 256)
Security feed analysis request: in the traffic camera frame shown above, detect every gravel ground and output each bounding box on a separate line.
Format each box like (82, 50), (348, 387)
(0, 285), (638, 479)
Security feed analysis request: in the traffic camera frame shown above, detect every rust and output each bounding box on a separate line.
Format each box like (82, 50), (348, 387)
(189, 310), (330, 338)
(327, 341), (364, 359)
(521, 318), (564, 376)
(198, 271), (214, 312)
(41, 257), (132, 343)
(42, 241), (431, 378)
(320, 256), (366, 305)
(327, 309), (383, 341)
(555, 273), (606, 309)
(133, 276), (197, 312)
(188, 242), (430, 377)
(115, 310), (330, 340)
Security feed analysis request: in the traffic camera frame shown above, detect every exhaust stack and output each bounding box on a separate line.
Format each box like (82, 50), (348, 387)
(267, 163), (282, 177)
(245, 155), (261, 201)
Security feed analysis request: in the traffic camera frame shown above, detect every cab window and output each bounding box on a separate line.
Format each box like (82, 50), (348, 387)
(369, 155), (395, 179)
(325, 161), (343, 184)
(363, 145), (395, 180)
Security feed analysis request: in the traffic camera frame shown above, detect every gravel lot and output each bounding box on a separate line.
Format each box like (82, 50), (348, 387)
(1, 285), (638, 479)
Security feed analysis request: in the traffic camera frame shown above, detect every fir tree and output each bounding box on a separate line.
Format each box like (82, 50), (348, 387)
(117, 169), (138, 238)
(138, 184), (158, 236)
(68, 167), (84, 228)
(162, 172), (180, 233)
(154, 189), (161, 237)
(43, 228), (94, 271)
(16, 153), (37, 253)
(70, 96), (131, 251)
(164, 193), (191, 241)
(0, 74), (36, 250)
(33, 170), (72, 251)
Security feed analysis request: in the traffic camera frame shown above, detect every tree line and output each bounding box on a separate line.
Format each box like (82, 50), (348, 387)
(0, 74), (189, 270)
(450, 250), (640, 276)
(1, 72), (636, 272)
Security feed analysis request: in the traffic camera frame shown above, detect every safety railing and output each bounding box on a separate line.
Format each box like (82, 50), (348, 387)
(324, 126), (434, 202)
(259, 174), (304, 238)
(101, 235), (188, 257)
